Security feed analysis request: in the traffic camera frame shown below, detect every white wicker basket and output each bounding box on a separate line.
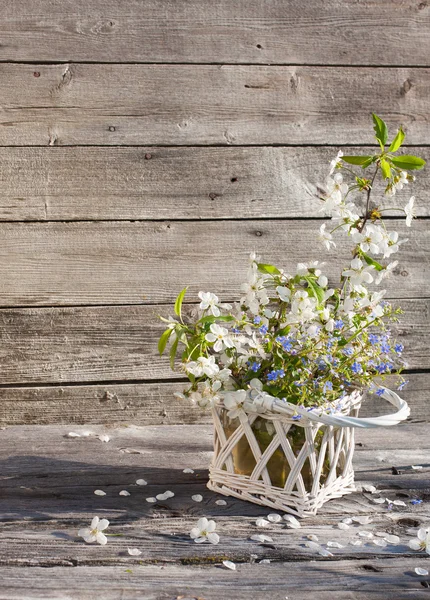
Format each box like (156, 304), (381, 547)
(207, 388), (409, 517)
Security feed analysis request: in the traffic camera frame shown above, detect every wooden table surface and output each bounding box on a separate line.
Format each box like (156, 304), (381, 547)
(1, 422), (429, 599)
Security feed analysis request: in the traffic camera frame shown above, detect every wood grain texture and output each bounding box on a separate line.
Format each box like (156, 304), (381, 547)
(0, 220), (428, 306)
(1, 0), (430, 66)
(0, 299), (427, 386)
(0, 424), (428, 599)
(0, 145), (428, 221)
(0, 373), (428, 426)
(2, 560), (430, 600)
(1, 64), (429, 145)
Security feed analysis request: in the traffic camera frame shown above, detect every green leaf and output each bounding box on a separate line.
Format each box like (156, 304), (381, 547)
(257, 263), (281, 276)
(361, 156), (377, 169)
(342, 155), (373, 166)
(380, 158), (391, 180)
(174, 287), (188, 319)
(304, 277), (325, 307)
(391, 155), (426, 170)
(169, 336), (179, 370)
(361, 252), (384, 272)
(158, 327), (173, 355)
(372, 113), (388, 148)
(388, 127), (405, 152)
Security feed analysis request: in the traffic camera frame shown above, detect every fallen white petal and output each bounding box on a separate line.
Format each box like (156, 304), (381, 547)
(318, 548), (333, 557)
(256, 518), (269, 528)
(94, 490), (106, 496)
(98, 434), (110, 443)
(373, 497), (387, 504)
(412, 465), (423, 470)
(192, 494), (203, 503)
(375, 531), (389, 537)
(342, 518), (353, 525)
(358, 531), (374, 539)
(146, 497), (156, 503)
(363, 485), (377, 493)
(222, 560), (236, 570)
(250, 534), (273, 543)
(81, 430), (94, 437)
(307, 534), (319, 542)
(267, 513), (282, 523)
(350, 540), (363, 546)
(393, 500), (406, 507)
(183, 468), (195, 474)
(156, 493), (168, 501)
(127, 548), (142, 556)
(119, 490), (130, 496)
(66, 432), (81, 438)
(415, 567), (429, 576)
(338, 522), (350, 530)
(305, 541), (321, 550)
(373, 539), (387, 547)
(164, 490), (175, 498)
(259, 559), (271, 564)
(384, 534), (400, 545)
(215, 499), (227, 506)
(352, 516), (373, 525)
(136, 479), (147, 486)
(283, 515), (301, 528)
(327, 541), (343, 548)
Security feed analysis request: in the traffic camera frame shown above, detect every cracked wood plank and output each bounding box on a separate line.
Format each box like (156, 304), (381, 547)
(0, 373), (428, 426)
(0, 64), (429, 145)
(0, 220), (428, 306)
(0, 146), (429, 221)
(0, 300), (427, 386)
(1, 0), (430, 66)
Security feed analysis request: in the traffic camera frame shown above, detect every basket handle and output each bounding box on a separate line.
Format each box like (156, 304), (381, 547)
(253, 388), (410, 429)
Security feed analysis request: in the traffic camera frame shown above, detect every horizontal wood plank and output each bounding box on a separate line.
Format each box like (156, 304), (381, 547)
(0, 220), (428, 306)
(0, 146), (428, 221)
(0, 300), (428, 386)
(1, 64), (430, 145)
(0, 373), (428, 426)
(1, 0), (430, 66)
(2, 560), (429, 600)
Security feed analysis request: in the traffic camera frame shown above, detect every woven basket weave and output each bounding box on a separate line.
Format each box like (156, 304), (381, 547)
(207, 388), (409, 517)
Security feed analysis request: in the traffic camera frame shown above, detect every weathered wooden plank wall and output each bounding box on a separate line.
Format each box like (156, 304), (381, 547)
(0, 0), (429, 425)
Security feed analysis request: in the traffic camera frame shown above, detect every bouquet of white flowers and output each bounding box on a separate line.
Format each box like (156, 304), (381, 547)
(159, 115), (424, 415)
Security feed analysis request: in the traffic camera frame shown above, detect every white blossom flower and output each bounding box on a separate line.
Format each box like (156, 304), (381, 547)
(78, 516), (109, 545)
(405, 196), (416, 227)
(198, 291), (232, 316)
(190, 517), (219, 544)
(276, 286), (291, 302)
(329, 150), (344, 175)
(223, 389), (247, 419)
(352, 223), (384, 255)
(374, 260), (398, 285)
(324, 173), (348, 212)
(409, 528), (430, 553)
(342, 258), (374, 291)
(319, 223), (336, 250)
(185, 356), (219, 378)
(205, 324), (234, 352)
